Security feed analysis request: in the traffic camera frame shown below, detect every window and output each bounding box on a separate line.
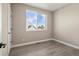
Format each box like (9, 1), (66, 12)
(26, 10), (47, 31)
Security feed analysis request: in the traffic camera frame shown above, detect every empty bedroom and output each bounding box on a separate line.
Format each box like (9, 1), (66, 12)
(0, 3), (79, 56)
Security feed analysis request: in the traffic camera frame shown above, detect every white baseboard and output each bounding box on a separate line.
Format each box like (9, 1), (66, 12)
(12, 38), (79, 49)
(12, 39), (52, 48)
(51, 38), (79, 49)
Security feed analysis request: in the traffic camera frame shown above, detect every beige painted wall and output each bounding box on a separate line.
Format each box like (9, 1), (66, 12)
(2, 3), (9, 55)
(11, 4), (53, 45)
(0, 4), (2, 43)
(54, 4), (79, 47)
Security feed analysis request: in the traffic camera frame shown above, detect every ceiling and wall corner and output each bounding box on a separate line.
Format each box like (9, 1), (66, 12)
(26, 3), (69, 11)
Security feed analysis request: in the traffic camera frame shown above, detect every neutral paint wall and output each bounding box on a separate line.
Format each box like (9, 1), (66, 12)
(0, 4), (2, 43)
(2, 3), (9, 55)
(54, 4), (79, 47)
(11, 4), (53, 45)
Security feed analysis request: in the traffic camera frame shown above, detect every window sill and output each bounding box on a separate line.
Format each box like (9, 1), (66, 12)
(26, 29), (47, 32)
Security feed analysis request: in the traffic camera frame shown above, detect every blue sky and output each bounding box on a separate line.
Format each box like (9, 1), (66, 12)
(27, 10), (45, 26)
(37, 14), (45, 25)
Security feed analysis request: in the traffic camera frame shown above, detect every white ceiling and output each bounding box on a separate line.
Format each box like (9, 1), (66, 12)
(26, 3), (69, 11)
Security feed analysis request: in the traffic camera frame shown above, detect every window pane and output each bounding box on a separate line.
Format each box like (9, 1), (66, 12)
(26, 10), (37, 30)
(37, 14), (46, 30)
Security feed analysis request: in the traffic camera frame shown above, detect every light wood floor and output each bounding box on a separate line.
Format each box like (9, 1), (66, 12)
(10, 40), (79, 56)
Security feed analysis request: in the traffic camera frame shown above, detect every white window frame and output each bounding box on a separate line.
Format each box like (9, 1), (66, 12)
(26, 10), (47, 31)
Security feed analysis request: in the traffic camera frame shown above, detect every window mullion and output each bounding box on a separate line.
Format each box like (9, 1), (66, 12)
(37, 13), (38, 31)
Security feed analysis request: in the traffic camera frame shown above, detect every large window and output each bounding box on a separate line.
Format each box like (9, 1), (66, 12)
(26, 10), (47, 31)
